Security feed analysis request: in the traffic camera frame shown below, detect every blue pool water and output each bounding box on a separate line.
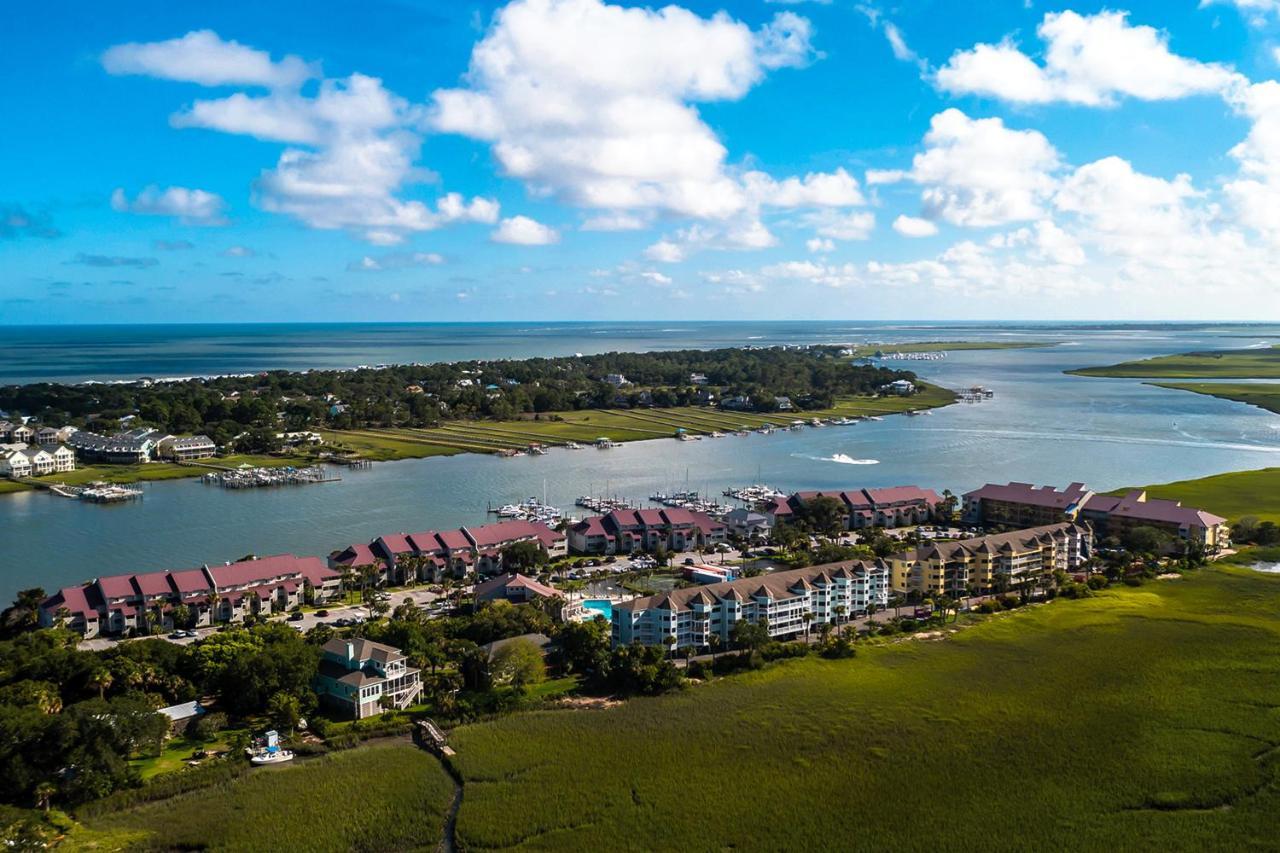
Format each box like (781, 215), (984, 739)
(583, 600), (613, 621)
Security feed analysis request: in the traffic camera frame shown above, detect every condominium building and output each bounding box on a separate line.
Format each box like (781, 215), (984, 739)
(157, 435), (217, 461)
(765, 486), (942, 530)
(39, 553), (341, 638)
(314, 638), (422, 720)
(963, 481), (1227, 553)
(611, 560), (890, 649)
(567, 508), (728, 555)
(331, 519), (567, 584)
(886, 522), (1092, 597)
(1080, 490), (1229, 553)
(962, 482), (1094, 528)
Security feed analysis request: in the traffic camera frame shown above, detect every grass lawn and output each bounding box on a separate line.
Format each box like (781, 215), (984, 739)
(1151, 382), (1280, 416)
(448, 567), (1280, 850)
(129, 730), (245, 780)
(318, 386), (956, 463)
(1068, 345), (1280, 378)
(1119, 467), (1280, 525)
(80, 744), (455, 852)
(847, 340), (1054, 357)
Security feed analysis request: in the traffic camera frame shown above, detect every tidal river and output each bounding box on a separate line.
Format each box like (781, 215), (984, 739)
(4, 322), (1280, 601)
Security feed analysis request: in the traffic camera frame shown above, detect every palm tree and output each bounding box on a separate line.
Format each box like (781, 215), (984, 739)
(708, 632), (722, 663)
(802, 611), (814, 642)
(34, 781), (55, 813)
(663, 634), (677, 659)
(834, 604), (847, 636)
(90, 668), (113, 700)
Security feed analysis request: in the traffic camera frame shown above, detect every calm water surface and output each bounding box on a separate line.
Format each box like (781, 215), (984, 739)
(3, 321), (1280, 600)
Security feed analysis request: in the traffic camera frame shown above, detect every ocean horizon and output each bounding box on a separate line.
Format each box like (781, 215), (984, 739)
(7, 320), (1278, 386)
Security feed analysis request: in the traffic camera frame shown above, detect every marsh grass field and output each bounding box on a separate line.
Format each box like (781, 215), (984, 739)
(320, 385), (957, 461)
(1152, 382), (1280, 416)
(1124, 467), (1280, 524)
(447, 567), (1280, 851)
(1069, 344), (1280, 378)
(77, 744), (455, 851)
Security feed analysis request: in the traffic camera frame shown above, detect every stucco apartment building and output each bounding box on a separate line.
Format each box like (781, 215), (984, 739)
(964, 481), (1228, 552)
(765, 486), (942, 530)
(39, 553), (341, 638)
(887, 522), (1093, 597)
(330, 519), (567, 584)
(612, 560), (890, 649)
(567, 507), (728, 555)
(314, 638), (422, 720)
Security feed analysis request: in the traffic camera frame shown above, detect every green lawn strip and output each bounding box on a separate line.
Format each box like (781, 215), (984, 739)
(1149, 382), (1280, 415)
(129, 730), (246, 780)
(1117, 467), (1280, 525)
(437, 423), (572, 445)
(83, 744), (456, 852)
(451, 568), (1280, 851)
(340, 427), (503, 455)
(847, 341), (1054, 357)
(1068, 345), (1280, 378)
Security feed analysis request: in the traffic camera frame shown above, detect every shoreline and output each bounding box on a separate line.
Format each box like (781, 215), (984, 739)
(0, 385), (959, 497)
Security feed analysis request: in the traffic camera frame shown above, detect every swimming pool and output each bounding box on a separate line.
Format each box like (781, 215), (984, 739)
(582, 599), (613, 620)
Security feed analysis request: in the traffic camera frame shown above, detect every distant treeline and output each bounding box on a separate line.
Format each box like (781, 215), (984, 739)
(0, 347), (919, 445)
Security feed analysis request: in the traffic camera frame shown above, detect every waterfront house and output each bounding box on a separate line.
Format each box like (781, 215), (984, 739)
(38, 553), (341, 638)
(314, 638), (422, 720)
(8, 423), (34, 444)
(886, 522), (1093, 597)
(881, 379), (916, 395)
(612, 560), (890, 649)
(19, 447), (56, 476)
(0, 449), (32, 478)
(604, 373), (629, 387)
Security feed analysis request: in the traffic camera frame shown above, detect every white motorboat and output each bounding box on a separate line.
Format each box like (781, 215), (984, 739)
(248, 730), (294, 765)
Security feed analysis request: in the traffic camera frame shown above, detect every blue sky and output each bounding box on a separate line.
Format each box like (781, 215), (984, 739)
(3, 0), (1280, 323)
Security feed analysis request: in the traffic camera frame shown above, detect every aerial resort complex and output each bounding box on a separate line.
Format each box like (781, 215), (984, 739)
(6, 0), (1280, 847)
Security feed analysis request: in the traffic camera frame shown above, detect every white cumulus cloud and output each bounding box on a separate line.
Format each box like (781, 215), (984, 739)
(892, 215), (938, 237)
(936, 11), (1241, 106)
(111, 185), (227, 225)
(492, 215), (560, 245)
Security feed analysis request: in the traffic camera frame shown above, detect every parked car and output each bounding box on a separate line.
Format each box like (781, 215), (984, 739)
(683, 558), (695, 566)
(316, 609), (330, 617)
(168, 631), (185, 640)
(288, 612), (304, 621)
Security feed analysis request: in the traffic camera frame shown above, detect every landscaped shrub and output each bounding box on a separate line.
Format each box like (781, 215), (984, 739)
(1086, 575), (1109, 590)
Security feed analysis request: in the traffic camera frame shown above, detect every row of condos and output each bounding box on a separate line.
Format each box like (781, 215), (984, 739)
(763, 485), (943, 530)
(887, 522), (1093, 597)
(567, 507), (728, 555)
(963, 481), (1228, 552)
(612, 560), (890, 649)
(330, 519), (567, 584)
(38, 554), (341, 638)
